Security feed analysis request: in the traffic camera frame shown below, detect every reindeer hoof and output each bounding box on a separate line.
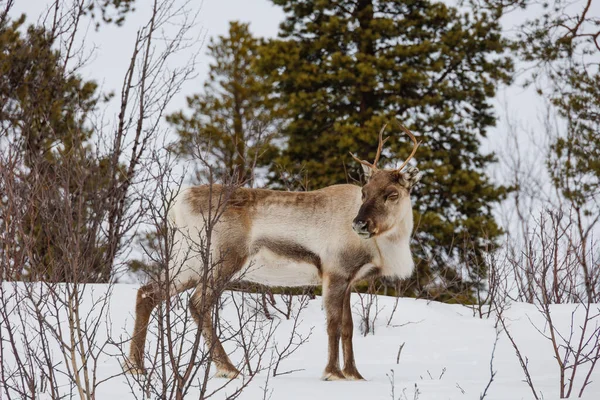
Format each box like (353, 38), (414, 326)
(121, 358), (147, 375)
(322, 370), (346, 381)
(214, 368), (240, 379)
(342, 369), (365, 381)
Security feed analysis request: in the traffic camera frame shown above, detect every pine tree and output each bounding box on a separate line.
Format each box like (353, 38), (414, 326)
(259, 0), (513, 301)
(167, 22), (282, 185)
(0, 15), (114, 281)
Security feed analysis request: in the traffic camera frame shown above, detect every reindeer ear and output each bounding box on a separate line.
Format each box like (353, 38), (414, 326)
(405, 166), (422, 186)
(397, 166), (422, 190)
(361, 164), (373, 180)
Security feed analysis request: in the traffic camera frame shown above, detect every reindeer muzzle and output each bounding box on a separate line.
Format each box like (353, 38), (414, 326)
(352, 219), (372, 239)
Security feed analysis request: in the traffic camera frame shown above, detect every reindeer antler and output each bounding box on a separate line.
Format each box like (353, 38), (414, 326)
(350, 122), (421, 172)
(394, 123), (420, 172)
(349, 124), (389, 171)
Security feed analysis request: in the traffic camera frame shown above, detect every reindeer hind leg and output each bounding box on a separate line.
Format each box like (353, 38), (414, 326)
(126, 283), (163, 374)
(190, 281), (241, 379)
(126, 279), (197, 374)
(189, 246), (247, 379)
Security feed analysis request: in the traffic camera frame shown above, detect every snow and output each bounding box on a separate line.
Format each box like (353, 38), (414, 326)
(1, 282), (599, 399)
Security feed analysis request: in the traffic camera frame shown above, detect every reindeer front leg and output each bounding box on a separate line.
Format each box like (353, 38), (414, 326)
(322, 274), (348, 380)
(341, 286), (365, 380)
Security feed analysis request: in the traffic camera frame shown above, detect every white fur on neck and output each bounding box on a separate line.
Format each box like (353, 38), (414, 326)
(376, 236), (414, 279)
(375, 197), (415, 279)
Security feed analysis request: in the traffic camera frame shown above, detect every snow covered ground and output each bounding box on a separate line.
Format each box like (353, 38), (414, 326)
(1, 282), (599, 399)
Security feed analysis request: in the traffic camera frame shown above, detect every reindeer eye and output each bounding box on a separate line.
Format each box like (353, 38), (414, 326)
(386, 192), (399, 201)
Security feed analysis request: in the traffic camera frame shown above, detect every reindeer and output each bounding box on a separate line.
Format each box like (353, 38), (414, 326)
(127, 124), (421, 380)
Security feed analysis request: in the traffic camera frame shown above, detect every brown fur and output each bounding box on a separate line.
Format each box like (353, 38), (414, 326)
(128, 279), (196, 373)
(186, 185), (327, 215)
(323, 274), (348, 380)
(339, 246), (373, 277)
(354, 170), (412, 237)
(252, 238), (323, 272)
(341, 286), (363, 379)
(189, 282), (239, 376)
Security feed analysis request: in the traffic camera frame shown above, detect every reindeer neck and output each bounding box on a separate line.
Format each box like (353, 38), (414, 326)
(373, 214), (415, 279)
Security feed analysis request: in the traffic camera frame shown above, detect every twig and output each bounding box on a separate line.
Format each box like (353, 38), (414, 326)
(396, 342), (405, 364)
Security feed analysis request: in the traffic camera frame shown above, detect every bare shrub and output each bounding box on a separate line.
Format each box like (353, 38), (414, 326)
(492, 130), (600, 398)
(355, 281), (383, 336)
(495, 207), (600, 398)
(479, 326), (500, 399)
(270, 293), (313, 377)
(0, 0), (207, 398)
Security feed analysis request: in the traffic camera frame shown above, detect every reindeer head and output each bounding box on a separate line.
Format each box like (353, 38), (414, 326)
(350, 124), (421, 239)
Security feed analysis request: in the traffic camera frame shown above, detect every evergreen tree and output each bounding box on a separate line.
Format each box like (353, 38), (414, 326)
(0, 15), (114, 281)
(259, 0), (513, 301)
(167, 22), (282, 185)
